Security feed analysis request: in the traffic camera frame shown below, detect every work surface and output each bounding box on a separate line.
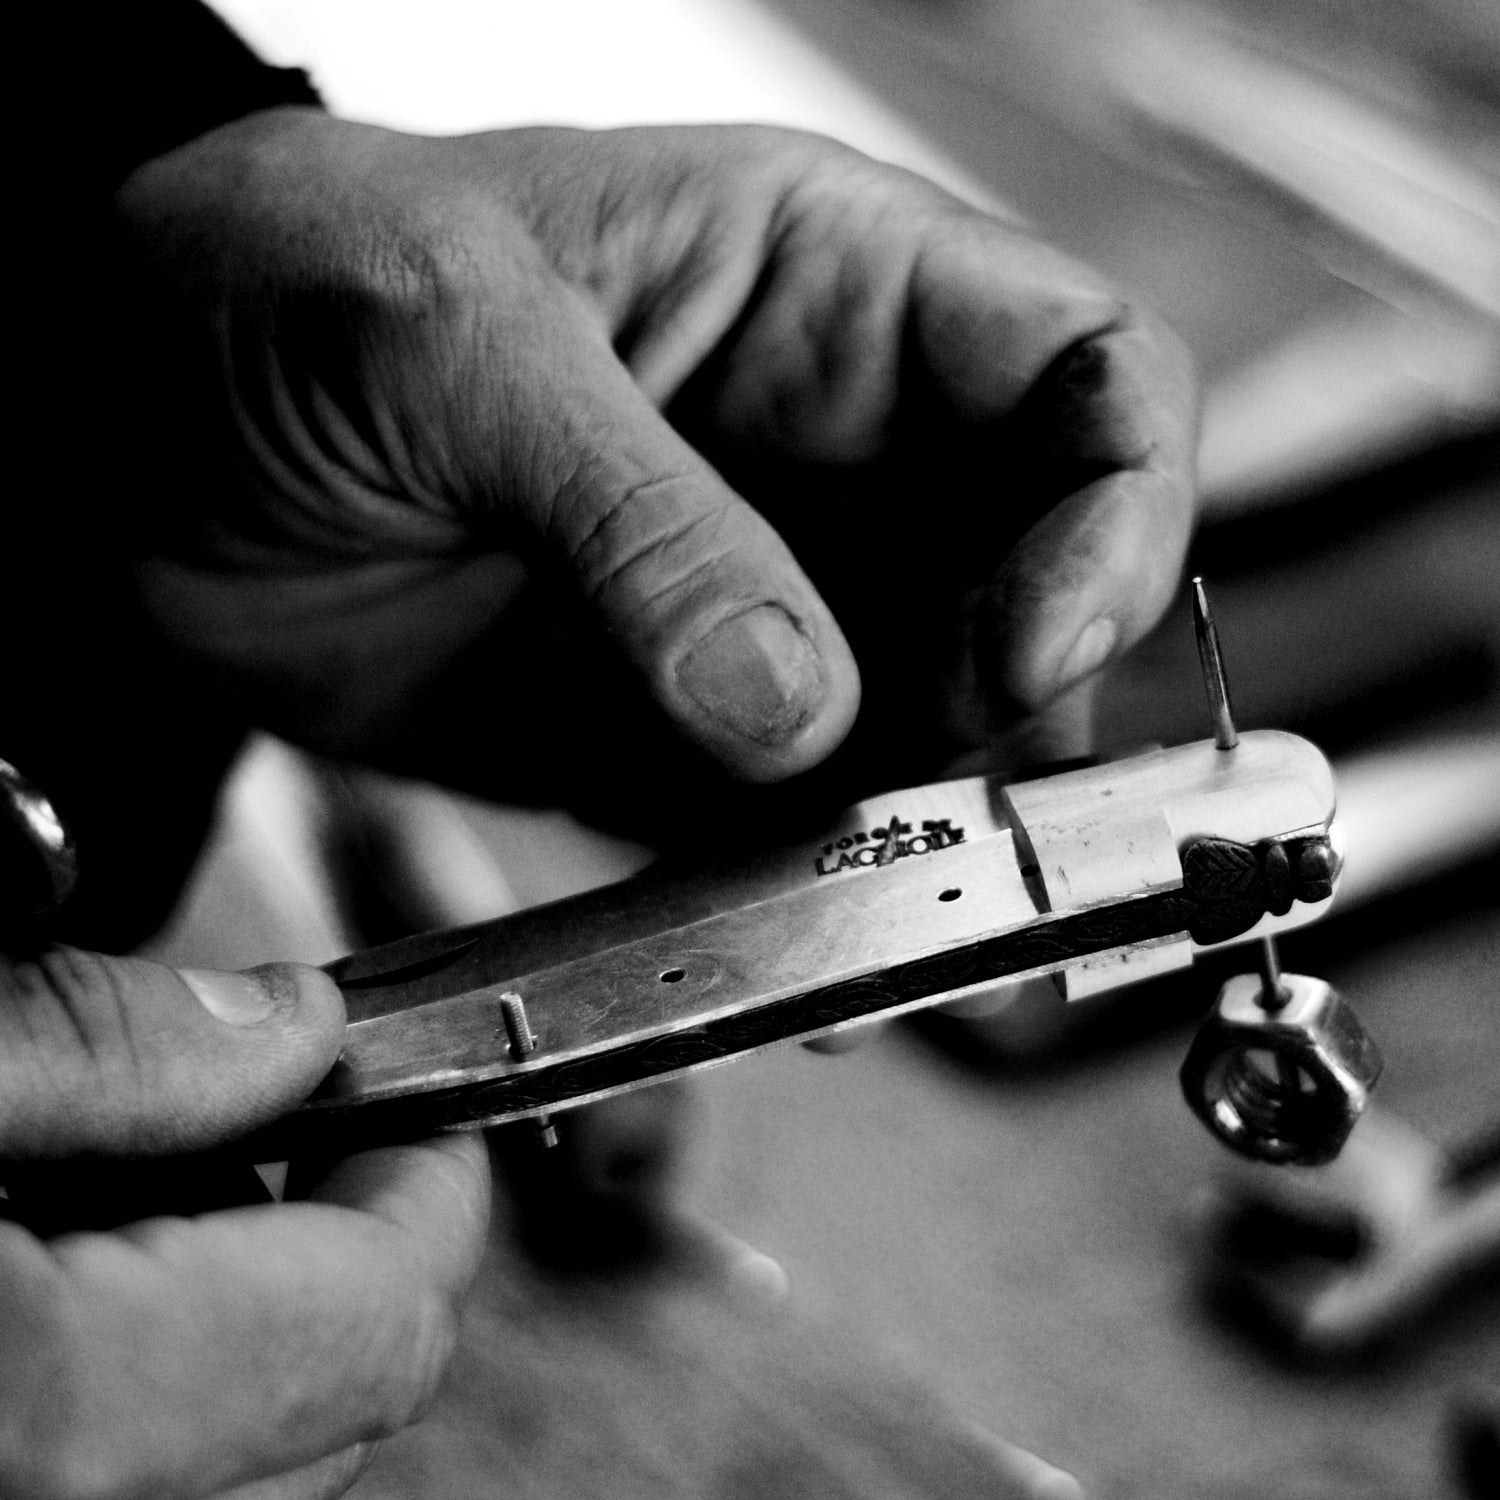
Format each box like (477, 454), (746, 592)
(344, 871), (1498, 1500)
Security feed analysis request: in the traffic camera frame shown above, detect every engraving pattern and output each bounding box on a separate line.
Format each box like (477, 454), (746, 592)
(276, 833), (1334, 1155)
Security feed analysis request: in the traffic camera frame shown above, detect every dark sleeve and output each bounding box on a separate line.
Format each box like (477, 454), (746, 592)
(32, 2), (323, 198)
(4, 5), (321, 949)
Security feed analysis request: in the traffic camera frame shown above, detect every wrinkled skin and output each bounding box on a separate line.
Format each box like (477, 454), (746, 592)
(121, 113), (1196, 835)
(0, 112), (1195, 1499)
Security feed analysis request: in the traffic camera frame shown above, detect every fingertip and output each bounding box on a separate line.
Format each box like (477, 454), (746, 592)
(995, 608), (1119, 720)
(672, 601), (861, 782)
(1033, 1470), (1086, 1500)
(195, 963), (350, 1143)
(1054, 617), (1118, 696)
(728, 1243), (791, 1307)
(308, 1131), (493, 1294)
(182, 962), (345, 1038)
(210, 1440), (381, 1500)
(533, 343), (863, 784)
(179, 961), (348, 1106)
(0, 952), (351, 1159)
(802, 1021), (880, 1055)
(982, 468), (1190, 710)
(248, 962), (348, 1057)
(675, 604), (824, 747)
(178, 968), (281, 1026)
(673, 1215), (790, 1309)
(958, 1417), (1086, 1500)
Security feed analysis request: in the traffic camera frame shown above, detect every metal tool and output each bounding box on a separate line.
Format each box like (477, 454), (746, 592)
(1190, 1106), (1500, 1360)
(216, 584), (1341, 1159)
(0, 587), (1360, 1165)
(1178, 581), (1381, 1166)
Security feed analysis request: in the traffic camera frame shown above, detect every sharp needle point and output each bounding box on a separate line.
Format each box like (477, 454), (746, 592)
(1192, 577), (1239, 751)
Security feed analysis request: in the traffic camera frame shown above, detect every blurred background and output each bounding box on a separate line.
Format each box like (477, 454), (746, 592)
(157, 4), (1498, 1497)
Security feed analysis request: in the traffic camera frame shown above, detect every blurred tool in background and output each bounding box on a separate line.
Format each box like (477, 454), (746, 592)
(1188, 1106), (1500, 1361)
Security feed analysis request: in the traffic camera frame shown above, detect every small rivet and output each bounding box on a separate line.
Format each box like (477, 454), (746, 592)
(1256, 937), (1291, 1012)
(499, 992), (537, 1059)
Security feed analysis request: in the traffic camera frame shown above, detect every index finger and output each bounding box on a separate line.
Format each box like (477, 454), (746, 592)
(908, 222), (1198, 710)
(668, 153), (1198, 722)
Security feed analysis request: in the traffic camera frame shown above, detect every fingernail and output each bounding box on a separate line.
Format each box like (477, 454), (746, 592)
(727, 1243), (791, 1307)
(179, 968), (279, 1027)
(958, 1417), (1086, 1500)
(1057, 616), (1117, 690)
(697, 1218), (791, 1309)
(677, 604), (824, 746)
(1031, 1470), (1086, 1500)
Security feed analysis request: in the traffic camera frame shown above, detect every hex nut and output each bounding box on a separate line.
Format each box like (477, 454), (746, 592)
(1180, 972), (1382, 1166)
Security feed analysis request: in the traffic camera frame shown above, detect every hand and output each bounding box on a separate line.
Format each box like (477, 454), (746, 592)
(6, 112), (1196, 1499)
(0, 950), (490, 1500)
(109, 111), (1197, 842)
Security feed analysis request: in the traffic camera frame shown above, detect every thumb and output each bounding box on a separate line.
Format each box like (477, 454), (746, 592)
(0, 948), (345, 1160)
(516, 324), (860, 781)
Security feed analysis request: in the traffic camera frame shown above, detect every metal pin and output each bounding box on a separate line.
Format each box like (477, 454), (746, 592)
(1193, 581), (1287, 1013)
(498, 993), (559, 1148)
(1191, 577), (1239, 752)
(499, 992), (537, 1059)
(1256, 934), (1291, 1012)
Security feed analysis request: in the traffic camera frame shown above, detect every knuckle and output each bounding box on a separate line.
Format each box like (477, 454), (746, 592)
(113, 1215), (199, 1267)
(333, 188), (476, 328)
(0, 949), (149, 1158)
(564, 470), (738, 620)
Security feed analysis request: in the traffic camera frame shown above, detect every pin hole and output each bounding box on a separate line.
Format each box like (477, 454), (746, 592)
(938, 888), (962, 902)
(659, 967), (686, 983)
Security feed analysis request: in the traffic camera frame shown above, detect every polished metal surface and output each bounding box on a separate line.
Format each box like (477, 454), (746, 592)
(0, 757), (78, 919)
(318, 827), (1043, 1104)
(1179, 971), (1383, 1165)
(1256, 934), (1292, 1010)
(258, 732), (1347, 1156)
(500, 992), (539, 1059)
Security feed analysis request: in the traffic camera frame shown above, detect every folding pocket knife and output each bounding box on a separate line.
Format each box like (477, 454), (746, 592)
(263, 717), (1344, 1158)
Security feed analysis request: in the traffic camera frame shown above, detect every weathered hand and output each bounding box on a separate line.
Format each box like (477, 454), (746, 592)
(113, 111), (1196, 838)
(7, 110), (1193, 1499)
(0, 951), (490, 1500)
